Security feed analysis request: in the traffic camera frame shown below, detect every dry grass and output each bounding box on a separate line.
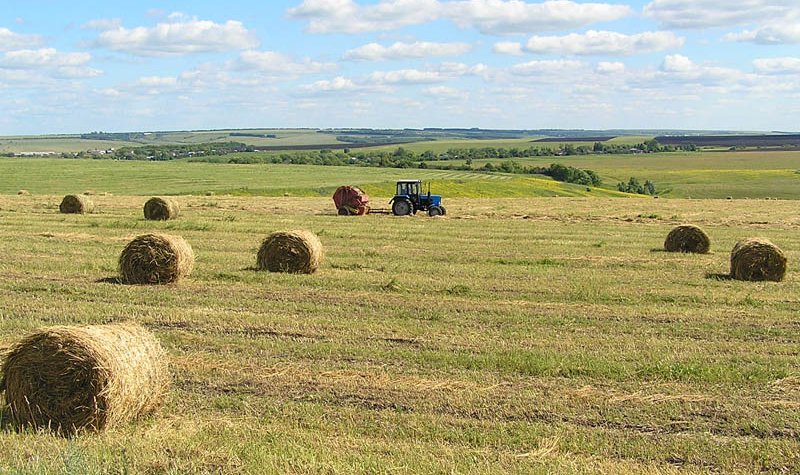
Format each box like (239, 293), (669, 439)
(0, 194), (797, 473)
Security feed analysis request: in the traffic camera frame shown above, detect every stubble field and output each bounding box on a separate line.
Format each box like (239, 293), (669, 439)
(0, 193), (798, 474)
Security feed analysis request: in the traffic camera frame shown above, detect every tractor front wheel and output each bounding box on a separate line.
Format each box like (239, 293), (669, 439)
(337, 207), (351, 216)
(428, 206), (443, 217)
(392, 200), (412, 216)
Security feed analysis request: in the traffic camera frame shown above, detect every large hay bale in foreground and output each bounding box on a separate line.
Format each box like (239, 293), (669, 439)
(257, 230), (323, 274)
(119, 233), (194, 284)
(0, 323), (169, 435)
(143, 197), (179, 221)
(59, 194), (94, 214)
(664, 224), (710, 253)
(730, 238), (787, 282)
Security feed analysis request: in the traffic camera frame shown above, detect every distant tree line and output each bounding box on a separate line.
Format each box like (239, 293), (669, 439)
(80, 131), (147, 141)
(617, 177), (657, 195)
(57, 140), (681, 192)
(230, 133), (277, 138)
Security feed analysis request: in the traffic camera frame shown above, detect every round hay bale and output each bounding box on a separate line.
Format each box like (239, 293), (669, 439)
(730, 238), (787, 282)
(256, 230), (323, 274)
(664, 224), (710, 254)
(0, 323), (169, 435)
(119, 233), (194, 284)
(17, 189), (30, 196)
(59, 194), (94, 214)
(143, 197), (179, 221)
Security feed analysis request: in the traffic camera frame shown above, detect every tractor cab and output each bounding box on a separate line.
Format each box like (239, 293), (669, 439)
(396, 180), (421, 199)
(390, 179), (446, 217)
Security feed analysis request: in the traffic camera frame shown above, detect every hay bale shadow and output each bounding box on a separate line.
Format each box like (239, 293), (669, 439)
(0, 405), (13, 432)
(705, 272), (734, 281)
(652, 248), (714, 255)
(96, 277), (123, 284)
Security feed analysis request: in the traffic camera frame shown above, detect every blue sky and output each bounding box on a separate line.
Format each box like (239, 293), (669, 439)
(1, 0), (799, 134)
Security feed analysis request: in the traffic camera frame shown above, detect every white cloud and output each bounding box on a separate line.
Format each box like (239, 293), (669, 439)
(446, 0), (632, 35)
(52, 66), (103, 79)
(288, 0), (631, 35)
(725, 22), (800, 45)
(367, 69), (448, 84)
(596, 61), (625, 74)
(0, 48), (101, 80)
(655, 54), (742, 87)
(92, 16), (258, 56)
(360, 62), (489, 85)
(643, 0), (797, 29)
(343, 41), (471, 61)
(299, 76), (359, 92)
(236, 50), (337, 75)
(136, 76), (179, 87)
(660, 54), (694, 73)
(287, 0), (441, 34)
(753, 57), (800, 74)
(510, 59), (584, 76)
(493, 41), (523, 55)
(525, 30), (683, 56)
(0, 48), (92, 68)
(423, 85), (466, 97)
(437, 62), (489, 77)
(0, 27), (44, 51)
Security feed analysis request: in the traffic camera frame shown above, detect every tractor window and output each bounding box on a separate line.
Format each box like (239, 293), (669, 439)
(397, 182), (419, 196)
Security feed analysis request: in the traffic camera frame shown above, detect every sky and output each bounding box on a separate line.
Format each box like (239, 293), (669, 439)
(1, 0), (799, 134)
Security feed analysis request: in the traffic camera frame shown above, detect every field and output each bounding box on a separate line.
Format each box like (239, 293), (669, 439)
(0, 158), (628, 198)
(0, 130), (346, 154)
(462, 151), (800, 199)
(3, 147), (800, 200)
(1, 182), (799, 473)
(0, 155), (799, 473)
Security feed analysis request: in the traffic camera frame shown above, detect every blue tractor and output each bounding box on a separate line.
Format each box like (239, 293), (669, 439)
(390, 179), (446, 216)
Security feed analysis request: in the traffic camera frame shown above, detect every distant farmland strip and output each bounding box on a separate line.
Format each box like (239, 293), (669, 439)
(254, 141), (423, 152)
(656, 134), (800, 148)
(534, 136), (618, 143)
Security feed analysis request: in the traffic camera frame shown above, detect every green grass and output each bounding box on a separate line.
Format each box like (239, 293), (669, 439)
(5, 148), (800, 200)
(0, 158), (623, 198)
(0, 194), (797, 473)
(463, 150), (800, 199)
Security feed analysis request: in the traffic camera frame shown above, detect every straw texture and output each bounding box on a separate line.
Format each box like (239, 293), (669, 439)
(256, 230), (324, 274)
(0, 323), (170, 436)
(664, 224), (710, 253)
(730, 238), (787, 282)
(119, 233), (194, 284)
(143, 197), (179, 221)
(59, 194), (94, 214)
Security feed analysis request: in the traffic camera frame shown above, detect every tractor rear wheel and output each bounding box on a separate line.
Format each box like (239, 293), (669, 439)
(392, 199), (412, 216)
(428, 206), (443, 217)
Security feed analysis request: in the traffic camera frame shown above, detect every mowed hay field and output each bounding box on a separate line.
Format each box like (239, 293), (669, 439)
(0, 194), (799, 474)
